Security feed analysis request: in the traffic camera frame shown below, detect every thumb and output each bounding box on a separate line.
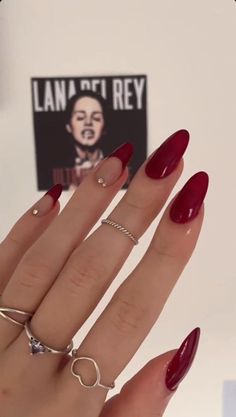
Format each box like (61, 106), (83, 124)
(100, 328), (200, 417)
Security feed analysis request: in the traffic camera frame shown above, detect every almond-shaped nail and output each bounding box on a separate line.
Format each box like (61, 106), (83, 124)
(96, 142), (134, 187)
(165, 327), (200, 391)
(170, 172), (209, 223)
(32, 184), (62, 217)
(145, 129), (189, 179)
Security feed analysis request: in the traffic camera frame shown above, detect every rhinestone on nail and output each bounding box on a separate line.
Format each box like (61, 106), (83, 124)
(97, 178), (107, 187)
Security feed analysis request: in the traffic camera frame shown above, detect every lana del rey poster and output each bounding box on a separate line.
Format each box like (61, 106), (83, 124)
(31, 75), (147, 191)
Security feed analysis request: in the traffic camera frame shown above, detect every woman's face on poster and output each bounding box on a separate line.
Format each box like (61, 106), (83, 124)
(66, 96), (105, 146)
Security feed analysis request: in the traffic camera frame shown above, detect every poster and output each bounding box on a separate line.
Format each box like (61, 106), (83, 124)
(31, 75), (147, 191)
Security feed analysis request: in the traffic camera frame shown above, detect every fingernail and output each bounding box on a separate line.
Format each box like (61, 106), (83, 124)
(145, 129), (189, 179)
(32, 184), (63, 217)
(170, 172), (209, 223)
(96, 142), (134, 187)
(165, 327), (200, 391)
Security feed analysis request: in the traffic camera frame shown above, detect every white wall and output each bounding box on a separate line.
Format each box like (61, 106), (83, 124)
(1, 1), (236, 416)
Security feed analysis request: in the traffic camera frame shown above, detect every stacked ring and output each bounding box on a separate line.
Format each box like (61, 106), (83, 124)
(24, 318), (74, 355)
(101, 218), (139, 245)
(0, 306), (32, 327)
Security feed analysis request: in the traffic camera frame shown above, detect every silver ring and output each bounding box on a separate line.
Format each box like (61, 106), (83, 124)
(24, 318), (73, 355)
(70, 350), (115, 390)
(0, 307), (32, 327)
(101, 218), (139, 245)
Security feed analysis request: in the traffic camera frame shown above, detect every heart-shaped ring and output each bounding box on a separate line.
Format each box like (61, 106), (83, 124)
(70, 356), (115, 390)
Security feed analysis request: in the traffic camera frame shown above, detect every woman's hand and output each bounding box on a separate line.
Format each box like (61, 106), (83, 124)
(0, 130), (208, 417)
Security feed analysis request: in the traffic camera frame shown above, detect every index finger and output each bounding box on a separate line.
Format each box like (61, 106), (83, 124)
(0, 143), (132, 333)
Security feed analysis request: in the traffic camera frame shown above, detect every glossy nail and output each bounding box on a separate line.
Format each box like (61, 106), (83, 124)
(170, 172), (209, 223)
(145, 129), (189, 179)
(165, 327), (200, 391)
(96, 142), (134, 187)
(32, 184), (62, 217)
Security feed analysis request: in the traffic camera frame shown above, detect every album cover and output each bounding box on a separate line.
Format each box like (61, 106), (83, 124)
(31, 75), (147, 190)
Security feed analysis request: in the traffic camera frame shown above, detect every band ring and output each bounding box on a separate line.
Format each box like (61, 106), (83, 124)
(24, 318), (73, 355)
(0, 307), (33, 327)
(70, 350), (115, 390)
(101, 218), (139, 245)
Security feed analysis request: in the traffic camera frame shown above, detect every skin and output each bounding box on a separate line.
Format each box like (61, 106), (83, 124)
(0, 149), (204, 417)
(66, 96), (105, 146)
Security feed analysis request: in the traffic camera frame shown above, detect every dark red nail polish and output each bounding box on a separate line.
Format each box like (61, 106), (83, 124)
(145, 129), (189, 179)
(170, 172), (209, 224)
(109, 142), (134, 169)
(165, 327), (200, 391)
(45, 184), (63, 206)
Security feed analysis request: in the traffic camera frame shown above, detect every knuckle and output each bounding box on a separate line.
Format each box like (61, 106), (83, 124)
(4, 233), (22, 250)
(66, 258), (105, 295)
(150, 242), (177, 261)
(110, 293), (146, 335)
(122, 194), (149, 212)
(19, 255), (53, 290)
(122, 183), (155, 211)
